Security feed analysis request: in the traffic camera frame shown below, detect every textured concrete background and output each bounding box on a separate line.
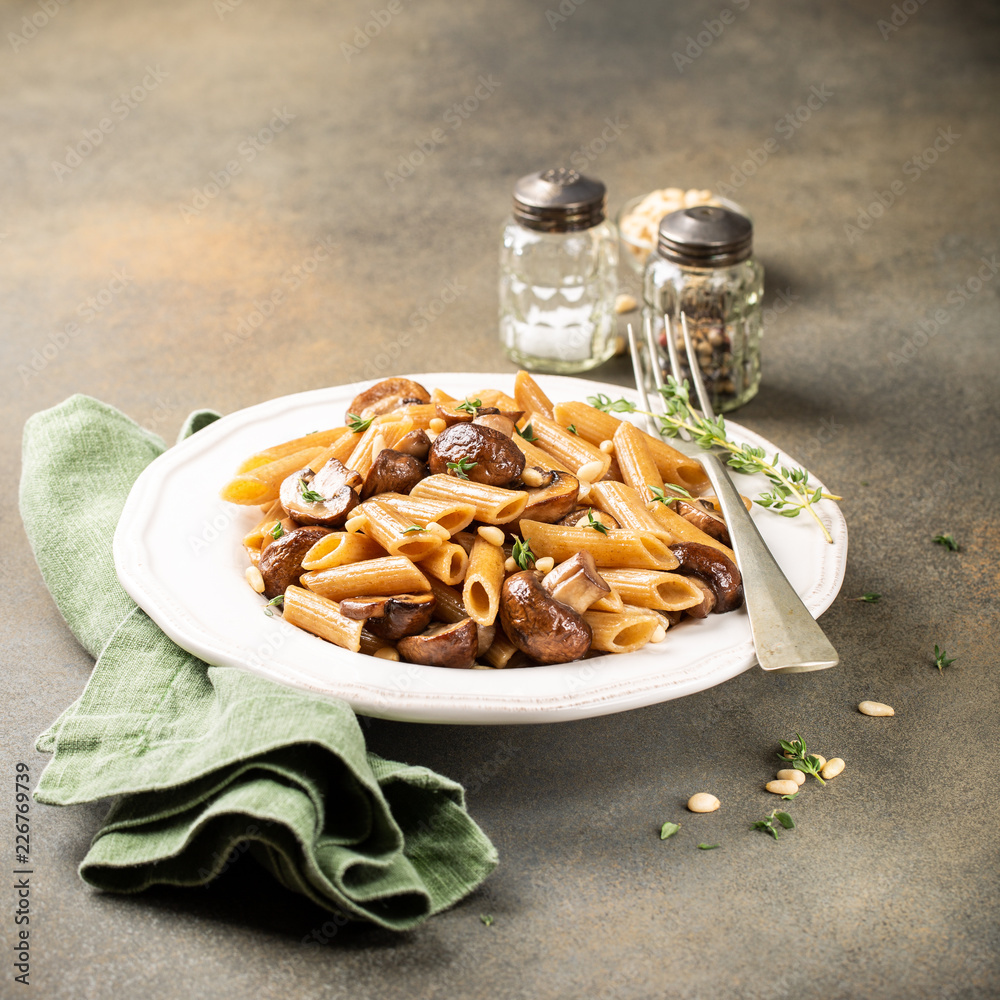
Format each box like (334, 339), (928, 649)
(2, 1), (999, 998)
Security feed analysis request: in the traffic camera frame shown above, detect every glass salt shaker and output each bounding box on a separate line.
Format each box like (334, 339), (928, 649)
(499, 168), (618, 373)
(643, 206), (764, 412)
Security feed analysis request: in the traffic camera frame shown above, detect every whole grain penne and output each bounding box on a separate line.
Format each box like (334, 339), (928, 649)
(463, 536), (505, 626)
(597, 568), (705, 611)
(431, 387), (457, 405)
(410, 475), (528, 524)
(360, 498), (443, 560)
(514, 370), (555, 420)
(301, 532), (385, 571)
(347, 417), (414, 478)
(613, 421), (663, 501)
(418, 542), (469, 586)
(426, 577), (469, 622)
(519, 518), (679, 570)
(301, 556), (430, 601)
(587, 481), (675, 539)
(528, 412), (611, 481)
(283, 586), (364, 652)
(588, 586), (626, 613)
(644, 499), (736, 560)
(219, 446), (327, 505)
(378, 403), (437, 429)
(237, 428), (352, 473)
(512, 434), (570, 473)
(583, 609), (660, 654)
(483, 631), (520, 668)
(375, 494), (476, 535)
(359, 628), (394, 656)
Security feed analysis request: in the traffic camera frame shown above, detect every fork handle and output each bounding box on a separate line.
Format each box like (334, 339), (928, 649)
(698, 453), (839, 674)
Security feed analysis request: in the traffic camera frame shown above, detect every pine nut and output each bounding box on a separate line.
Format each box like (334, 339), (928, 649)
(429, 417), (447, 433)
(812, 755), (827, 769)
(534, 556), (555, 573)
(776, 769), (806, 786)
(577, 460), (605, 484)
(577, 482), (592, 500)
(371, 433), (386, 459)
(504, 556), (517, 573)
(245, 565), (265, 593)
(521, 466), (548, 487)
(599, 439), (615, 454)
(766, 780), (800, 795)
(614, 293), (638, 314)
(373, 647), (400, 661)
(687, 793), (720, 813)
(820, 758), (845, 780)
(651, 624), (667, 643)
(478, 525), (505, 546)
(859, 701), (894, 716)
(345, 513), (367, 534)
(427, 522), (451, 540)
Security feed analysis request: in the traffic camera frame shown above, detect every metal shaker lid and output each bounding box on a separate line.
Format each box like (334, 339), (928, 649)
(512, 168), (606, 233)
(657, 205), (753, 267)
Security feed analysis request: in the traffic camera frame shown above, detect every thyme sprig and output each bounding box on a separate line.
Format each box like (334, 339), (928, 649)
(456, 398), (482, 414)
(346, 412), (374, 433)
(299, 479), (326, 503)
(511, 536), (535, 571)
(777, 733), (826, 785)
(587, 378), (841, 543)
(933, 645), (956, 672)
(263, 594), (284, 617)
(446, 458), (478, 480)
(753, 809), (795, 841)
(584, 508), (608, 534)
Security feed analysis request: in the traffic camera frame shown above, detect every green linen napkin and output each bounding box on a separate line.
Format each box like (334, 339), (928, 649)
(20, 395), (497, 930)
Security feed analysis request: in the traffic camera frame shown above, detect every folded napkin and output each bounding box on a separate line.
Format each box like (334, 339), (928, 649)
(20, 395), (497, 930)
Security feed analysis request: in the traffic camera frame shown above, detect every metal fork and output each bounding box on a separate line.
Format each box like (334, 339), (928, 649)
(627, 315), (838, 674)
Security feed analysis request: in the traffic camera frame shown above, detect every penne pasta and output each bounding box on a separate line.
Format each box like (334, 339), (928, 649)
(586, 481), (677, 540)
(418, 542), (469, 586)
(426, 577), (469, 623)
(283, 586), (364, 652)
(410, 475), (528, 524)
(597, 568), (706, 612)
(512, 434), (570, 473)
(527, 412), (611, 481)
(347, 416), (414, 478)
(301, 556), (430, 601)
(643, 499), (736, 560)
(482, 630), (520, 668)
(220, 446), (327, 506)
(514, 370), (555, 420)
(519, 518), (680, 571)
(583, 610), (660, 654)
(301, 531), (385, 571)
(237, 428), (351, 473)
(375, 493), (476, 535)
(360, 499), (443, 560)
(613, 421), (663, 501)
(463, 537), (505, 627)
(588, 587), (626, 613)
(378, 403), (437, 429)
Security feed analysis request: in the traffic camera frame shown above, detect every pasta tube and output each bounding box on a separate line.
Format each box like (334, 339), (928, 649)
(219, 446), (326, 506)
(283, 586), (364, 652)
(519, 519), (679, 570)
(613, 421), (663, 501)
(514, 370), (555, 420)
(527, 412), (611, 481)
(375, 494), (476, 535)
(512, 435), (570, 473)
(237, 428), (351, 473)
(301, 556), (430, 601)
(597, 568), (705, 612)
(360, 499), (443, 560)
(301, 532), (385, 571)
(644, 499), (736, 560)
(583, 610), (660, 654)
(418, 542), (469, 586)
(462, 536), (505, 626)
(410, 475), (527, 524)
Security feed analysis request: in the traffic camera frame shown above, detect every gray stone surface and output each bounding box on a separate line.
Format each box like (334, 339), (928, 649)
(2, 0), (998, 997)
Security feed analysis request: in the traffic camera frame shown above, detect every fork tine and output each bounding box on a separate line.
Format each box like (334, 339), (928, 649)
(661, 313), (685, 403)
(680, 312), (715, 420)
(643, 313), (666, 395)
(626, 323), (659, 436)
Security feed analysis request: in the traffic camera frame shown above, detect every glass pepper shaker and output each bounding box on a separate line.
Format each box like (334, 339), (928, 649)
(643, 206), (764, 412)
(499, 167), (618, 374)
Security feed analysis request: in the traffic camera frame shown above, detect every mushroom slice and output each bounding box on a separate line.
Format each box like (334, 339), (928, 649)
(675, 498), (730, 546)
(339, 592), (436, 641)
(397, 619), (478, 668)
(259, 526), (331, 599)
(499, 571), (593, 664)
(560, 508), (620, 530)
(475, 622), (496, 657)
(280, 460), (361, 527)
(669, 541), (743, 614)
(392, 429), (431, 461)
(541, 552), (611, 615)
(346, 377), (431, 423)
(472, 410), (518, 438)
(682, 577), (716, 619)
(361, 449), (426, 500)
(519, 471), (580, 524)
(427, 422), (525, 487)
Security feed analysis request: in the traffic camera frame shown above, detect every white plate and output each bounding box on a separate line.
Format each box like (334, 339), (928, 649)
(114, 373), (847, 725)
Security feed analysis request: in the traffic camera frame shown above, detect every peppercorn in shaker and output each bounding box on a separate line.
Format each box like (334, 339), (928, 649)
(499, 168), (618, 373)
(643, 206), (763, 412)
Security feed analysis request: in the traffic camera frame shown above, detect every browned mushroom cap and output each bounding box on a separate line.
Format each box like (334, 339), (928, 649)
(339, 592), (436, 640)
(669, 542), (743, 614)
(518, 471), (579, 524)
(675, 498), (730, 546)
(499, 571), (592, 664)
(392, 429), (431, 461)
(346, 377), (431, 422)
(397, 619), (479, 668)
(682, 577), (716, 619)
(560, 508), (620, 530)
(434, 401), (477, 425)
(541, 552), (610, 614)
(428, 422), (525, 487)
(280, 460), (361, 527)
(361, 449), (426, 500)
(259, 526), (331, 599)
(472, 410), (518, 438)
